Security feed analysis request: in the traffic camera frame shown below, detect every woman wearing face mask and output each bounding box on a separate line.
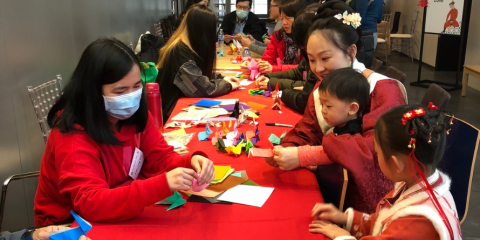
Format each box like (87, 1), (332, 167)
(34, 38), (215, 225)
(264, 1), (407, 213)
(246, 0), (308, 74)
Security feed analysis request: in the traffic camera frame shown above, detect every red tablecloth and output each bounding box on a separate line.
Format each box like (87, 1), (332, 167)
(83, 85), (328, 240)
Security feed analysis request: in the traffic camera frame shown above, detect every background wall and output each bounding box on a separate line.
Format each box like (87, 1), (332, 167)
(0, 0), (171, 231)
(464, 0), (480, 90)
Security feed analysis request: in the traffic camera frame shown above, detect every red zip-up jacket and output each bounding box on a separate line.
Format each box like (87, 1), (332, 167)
(261, 30), (302, 72)
(34, 114), (205, 225)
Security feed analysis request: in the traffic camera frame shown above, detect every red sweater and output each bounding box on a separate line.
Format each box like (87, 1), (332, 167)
(261, 30), (301, 72)
(34, 114), (204, 225)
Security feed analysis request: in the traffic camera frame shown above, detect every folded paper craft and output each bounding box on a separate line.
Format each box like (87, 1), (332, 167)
(248, 148), (274, 157)
(268, 131), (286, 145)
(229, 101), (240, 118)
(49, 211), (92, 240)
(248, 89), (264, 95)
(192, 178), (209, 192)
(157, 191), (186, 211)
(264, 84), (272, 98)
(192, 99), (222, 108)
(248, 60), (259, 81)
(198, 123), (213, 141)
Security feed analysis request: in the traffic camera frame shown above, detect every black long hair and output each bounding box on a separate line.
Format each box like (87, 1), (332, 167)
(47, 38), (148, 145)
(186, 5), (217, 78)
(375, 105), (452, 169)
(305, 0), (363, 60)
(291, 3), (320, 59)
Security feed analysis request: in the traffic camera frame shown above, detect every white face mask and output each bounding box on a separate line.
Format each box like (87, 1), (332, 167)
(236, 10), (248, 19)
(103, 88), (143, 120)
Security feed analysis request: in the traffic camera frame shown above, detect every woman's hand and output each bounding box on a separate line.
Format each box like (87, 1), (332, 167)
(264, 38), (270, 45)
(309, 220), (351, 239)
(224, 34), (233, 43)
(32, 226), (72, 240)
(246, 34), (256, 43)
(224, 77), (241, 90)
(190, 155), (215, 185)
(258, 60), (273, 74)
(240, 61), (251, 74)
(239, 35), (252, 48)
(272, 146), (300, 171)
(311, 203), (347, 225)
(166, 168), (197, 191)
(255, 75), (270, 90)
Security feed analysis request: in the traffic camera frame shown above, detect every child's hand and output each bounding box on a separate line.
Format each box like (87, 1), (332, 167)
(190, 155), (215, 185)
(273, 146), (300, 171)
(311, 203), (347, 225)
(309, 220), (351, 239)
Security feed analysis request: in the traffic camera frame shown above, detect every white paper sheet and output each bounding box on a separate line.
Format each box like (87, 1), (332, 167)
(240, 80), (254, 86)
(219, 99), (239, 105)
(171, 111), (208, 121)
(217, 185), (274, 207)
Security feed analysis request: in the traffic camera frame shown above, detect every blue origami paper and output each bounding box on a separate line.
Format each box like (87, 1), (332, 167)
(268, 131), (286, 145)
(198, 123), (213, 141)
(49, 211), (91, 240)
(250, 127), (261, 145)
(192, 99), (222, 108)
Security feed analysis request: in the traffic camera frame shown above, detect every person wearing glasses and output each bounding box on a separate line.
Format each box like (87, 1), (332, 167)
(237, 0), (286, 55)
(221, 0), (267, 43)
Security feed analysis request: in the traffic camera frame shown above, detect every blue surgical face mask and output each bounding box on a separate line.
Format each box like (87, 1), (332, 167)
(103, 87), (143, 120)
(236, 10), (248, 19)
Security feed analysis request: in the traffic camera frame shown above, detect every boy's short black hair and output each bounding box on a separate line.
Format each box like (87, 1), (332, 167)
(236, 0), (252, 8)
(318, 68), (370, 117)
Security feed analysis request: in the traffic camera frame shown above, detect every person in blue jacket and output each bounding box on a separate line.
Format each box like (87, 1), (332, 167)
(349, 0), (384, 49)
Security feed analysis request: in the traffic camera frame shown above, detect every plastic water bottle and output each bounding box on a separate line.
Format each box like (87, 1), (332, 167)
(242, 47), (251, 60)
(145, 83), (164, 133)
(218, 29), (224, 55)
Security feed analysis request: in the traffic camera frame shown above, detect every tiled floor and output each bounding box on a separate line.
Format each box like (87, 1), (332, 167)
(377, 53), (480, 239)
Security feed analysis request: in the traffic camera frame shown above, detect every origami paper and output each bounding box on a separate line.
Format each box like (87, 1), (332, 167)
(229, 101), (240, 118)
(248, 89), (265, 95)
(228, 120), (232, 128)
(216, 138), (227, 153)
(248, 60), (259, 81)
(248, 148), (274, 157)
(192, 99), (222, 108)
(206, 176), (249, 192)
(246, 101), (267, 110)
(157, 191), (186, 211)
(250, 126), (261, 145)
(49, 211), (92, 240)
(272, 94), (281, 110)
(276, 57), (282, 68)
(268, 131), (286, 145)
(211, 136), (218, 146)
(237, 106), (248, 127)
(192, 178), (209, 192)
(198, 123), (212, 141)
(245, 138), (254, 156)
(264, 83), (272, 97)
(221, 122), (230, 135)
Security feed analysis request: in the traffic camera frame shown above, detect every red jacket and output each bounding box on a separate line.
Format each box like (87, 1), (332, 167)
(261, 30), (302, 72)
(281, 63), (407, 213)
(34, 114), (204, 225)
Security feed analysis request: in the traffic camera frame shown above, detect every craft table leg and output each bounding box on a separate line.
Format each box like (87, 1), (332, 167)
(462, 69), (468, 97)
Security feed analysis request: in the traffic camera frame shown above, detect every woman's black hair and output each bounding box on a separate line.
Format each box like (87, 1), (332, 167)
(47, 38), (147, 145)
(318, 68), (370, 117)
(182, 0), (208, 15)
(292, 3), (320, 59)
(185, 5), (217, 79)
(374, 105), (453, 169)
(280, 0), (308, 17)
(236, 0), (252, 8)
(305, 0), (363, 60)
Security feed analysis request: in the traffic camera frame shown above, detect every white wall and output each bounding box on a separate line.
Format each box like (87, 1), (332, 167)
(464, 0), (480, 91)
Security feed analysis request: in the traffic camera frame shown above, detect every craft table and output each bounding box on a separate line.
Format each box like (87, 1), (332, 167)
(216, 45), (262, 70)
(462, 65), (480, 97)
(82, 81), (328, 239)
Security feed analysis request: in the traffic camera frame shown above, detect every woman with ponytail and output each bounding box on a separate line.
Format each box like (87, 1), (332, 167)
(265, 0), (407, 213)
(310, 104), (462, 240)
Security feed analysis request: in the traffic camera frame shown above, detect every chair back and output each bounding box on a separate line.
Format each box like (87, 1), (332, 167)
(0, 171), (40, 232)
(377, 21), (389, 39)
(315, 164), (348, 211)
(391, 11), (401, 34)
(26, 75), (63, 143)
(410, 11), (420, 36)
(437, 117), (479, 224)
(421, 83), (451, 110)
(383, 13), (391, 23)
(371, 58), (383, 72)
(384, 66), (406, 83)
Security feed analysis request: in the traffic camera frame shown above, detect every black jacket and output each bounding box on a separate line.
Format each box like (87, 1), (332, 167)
(266, 59), (318, 114)
(220, 11), (266, 42)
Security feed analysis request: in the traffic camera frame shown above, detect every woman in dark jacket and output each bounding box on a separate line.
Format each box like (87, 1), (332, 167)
(156, 5), (240, 121)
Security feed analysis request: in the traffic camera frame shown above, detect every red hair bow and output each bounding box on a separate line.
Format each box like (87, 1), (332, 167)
(428, 102), (438, 111)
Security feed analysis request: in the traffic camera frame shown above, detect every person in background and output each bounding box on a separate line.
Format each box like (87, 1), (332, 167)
(2, 226), (90, 240)
(252, 3), (318, 114)
(221, 0), (267, 43)
(264, 0), (407, 214)
(34, 37), (215, 225)
(174, 0), (209, 29)
(237, 0), (287, 55)
(156, 5), (240, 121)
(348, 0), (384, 49)
(310, 105), (462, 240)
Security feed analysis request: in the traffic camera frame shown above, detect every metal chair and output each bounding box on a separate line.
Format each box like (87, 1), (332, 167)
(384, 66), (406, 84)
(0, 171), (40, 232)
(376, 21), (390, 65)
(421, 83), (451, 110)
(26, 75), (63, 143)
(315, 164), (348, 211)
(390, 11), (401, 34)
(371, 58), (383, 72)
(390, 11), (419, 62)
(437, 117), (479, 224)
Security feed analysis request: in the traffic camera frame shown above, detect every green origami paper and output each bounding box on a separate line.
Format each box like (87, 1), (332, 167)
(245, 138), (254, 156)
(268, 131), (286, 145)
(160, 191), (186, 211)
